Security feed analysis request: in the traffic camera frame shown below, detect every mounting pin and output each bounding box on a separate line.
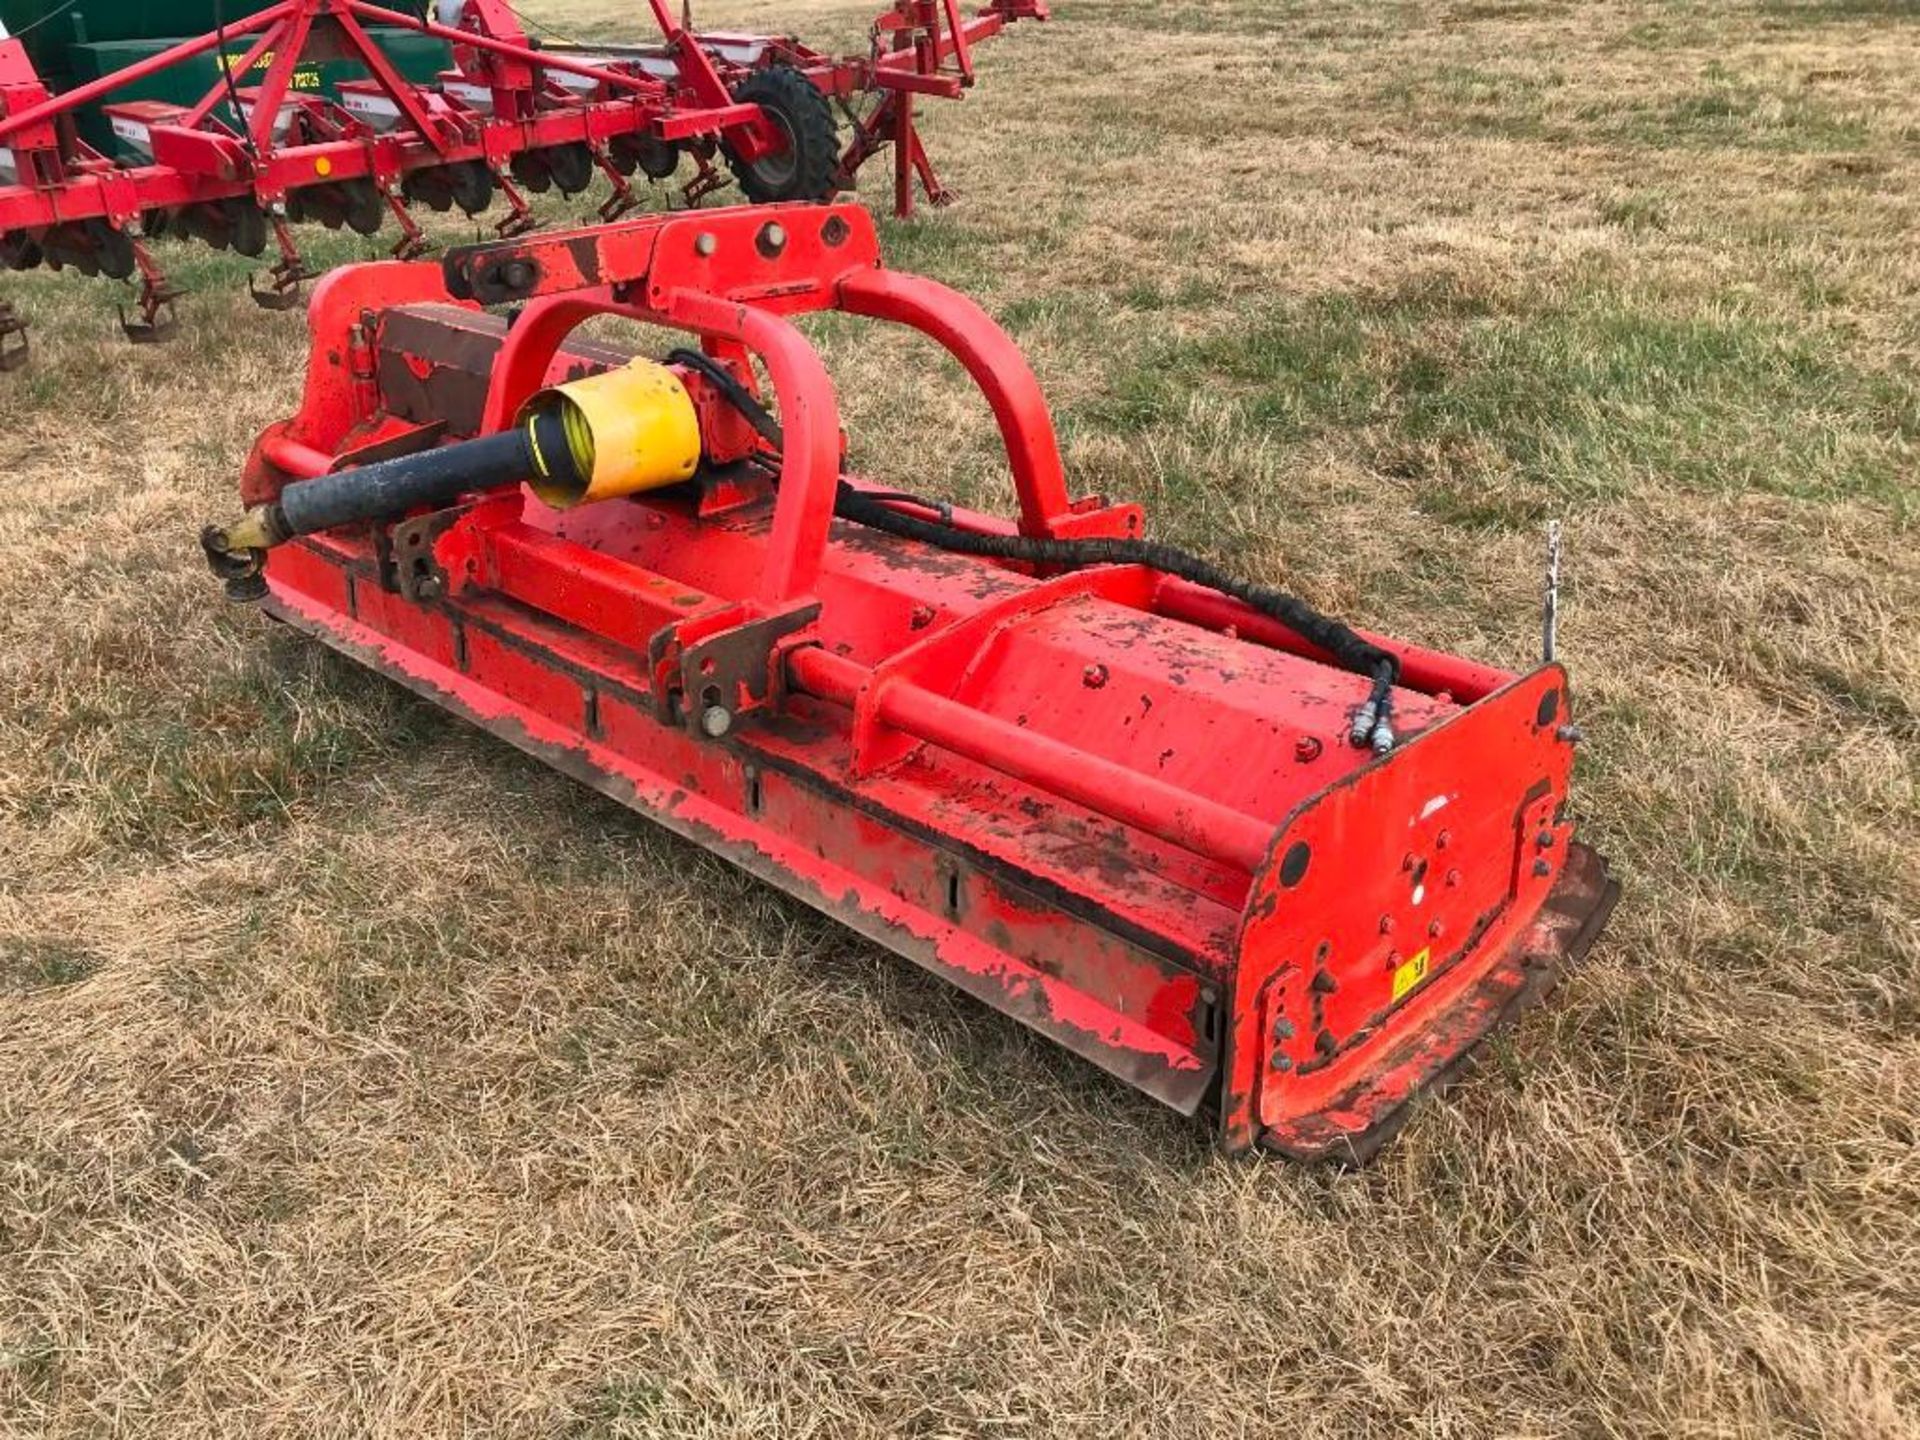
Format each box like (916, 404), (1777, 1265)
(1542, 519), (1562, 664)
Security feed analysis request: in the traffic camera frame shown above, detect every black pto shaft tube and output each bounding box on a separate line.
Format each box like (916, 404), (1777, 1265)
(277, 428), (541, 536)
(202, 412), (581, 598)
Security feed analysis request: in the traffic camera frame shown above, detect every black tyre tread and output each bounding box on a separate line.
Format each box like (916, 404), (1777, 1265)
(724, 65), (839, 204)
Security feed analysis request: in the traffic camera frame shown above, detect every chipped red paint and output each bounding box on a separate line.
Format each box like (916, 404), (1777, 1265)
(234, 203), (1617, 1159)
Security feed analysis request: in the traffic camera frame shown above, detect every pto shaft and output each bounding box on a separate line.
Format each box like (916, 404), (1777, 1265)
(284, 429), (538, 539)
(202, 358), (701, 595)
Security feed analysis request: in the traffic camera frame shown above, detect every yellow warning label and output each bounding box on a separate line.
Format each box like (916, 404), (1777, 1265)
(1392, 947), (1432, 1002)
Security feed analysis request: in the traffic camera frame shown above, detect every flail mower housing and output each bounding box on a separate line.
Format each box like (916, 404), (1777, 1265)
(203, 201), (1618, 1161)
(0, 0), (1041, 361)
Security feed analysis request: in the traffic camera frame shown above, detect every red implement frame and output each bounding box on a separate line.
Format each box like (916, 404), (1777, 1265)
(0, 0), (1042, 357)
(237, 201), (1617, 1160)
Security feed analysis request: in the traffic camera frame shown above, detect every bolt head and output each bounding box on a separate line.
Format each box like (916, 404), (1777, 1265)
(694, 231), (718, 257)
(700, 705), (733, 738)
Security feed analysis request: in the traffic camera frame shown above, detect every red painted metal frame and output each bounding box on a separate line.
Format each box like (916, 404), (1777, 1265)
(0, 0), (1042, 354)
(0, 0), (1039, 233)
(235, 201), (1616, 1160)
(0, 0), (701, 225)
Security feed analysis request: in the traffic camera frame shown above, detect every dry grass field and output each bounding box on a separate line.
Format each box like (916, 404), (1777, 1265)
(3, 0), (1917, 1434)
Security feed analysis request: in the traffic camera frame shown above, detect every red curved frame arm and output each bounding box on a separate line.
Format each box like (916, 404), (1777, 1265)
(260, 206), (1123, 611)
(478, 286), (842, 608)
(836, 266), (1074, 539)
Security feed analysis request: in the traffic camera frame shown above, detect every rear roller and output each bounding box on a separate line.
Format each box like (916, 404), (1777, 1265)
(175, 201), (268, 257)
(289, 180), (384, 236)
(505, 145), (596, 200)
(41, 221), (135, 280)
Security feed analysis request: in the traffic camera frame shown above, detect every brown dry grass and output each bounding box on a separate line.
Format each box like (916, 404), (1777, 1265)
(3, 1), (1917, 1434)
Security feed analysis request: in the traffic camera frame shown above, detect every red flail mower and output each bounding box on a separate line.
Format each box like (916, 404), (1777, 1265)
(202, 201), (1618, 1161)
(0, 0), (1039, 361)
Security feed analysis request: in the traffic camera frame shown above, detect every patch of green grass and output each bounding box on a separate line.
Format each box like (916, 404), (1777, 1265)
(997, 292), (1104, 334)
(1093, 0), (1314, 37)
(1609, 17), (1715, 51)
(1078, 279), (1911, 529)
(1757, 0), (1917, 18)
(17, 632), (449, 853)
(1599, 192), (1671, 233)
(1393, 304), (1912, 507)
(1802, 662), (1920, 744)
(1598, 71), (1874, 151)
(1116, 276), (1227, 312)
(1, 935), (99, 992)
(872, 215), (997, 281)
(1085, 293), (1388, 435)
(1371, 64), (1556, 139)
(0, 1332), (60, 1403)
(574, 1375), (674, 1431)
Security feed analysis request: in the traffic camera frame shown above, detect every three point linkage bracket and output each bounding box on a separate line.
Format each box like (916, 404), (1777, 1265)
(440, 201), (882, 313)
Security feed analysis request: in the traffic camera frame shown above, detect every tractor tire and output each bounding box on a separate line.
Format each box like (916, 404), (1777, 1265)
(724, 65), (839, 204)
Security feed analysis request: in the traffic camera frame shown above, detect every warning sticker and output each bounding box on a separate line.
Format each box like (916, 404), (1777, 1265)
(1391, 947), (1432, 1002)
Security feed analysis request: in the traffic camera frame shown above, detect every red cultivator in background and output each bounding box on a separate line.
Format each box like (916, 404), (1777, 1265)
(201, 201), (1619, 1160)
(0, 0), (1042, 362)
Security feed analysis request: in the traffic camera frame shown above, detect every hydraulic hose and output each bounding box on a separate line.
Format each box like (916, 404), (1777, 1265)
(666, 347), (1403, 751)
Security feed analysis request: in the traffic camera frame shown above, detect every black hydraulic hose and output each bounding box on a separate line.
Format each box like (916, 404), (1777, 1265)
(666, 346), (1402, 748)
(834, 487), (1400, 716)
(213, 0), (258, 161)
